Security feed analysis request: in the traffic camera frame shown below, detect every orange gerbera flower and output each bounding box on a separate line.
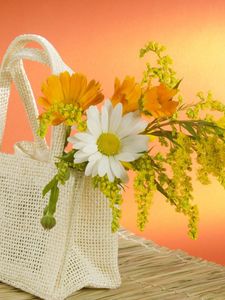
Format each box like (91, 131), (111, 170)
(111, 76), (142, 114)
(142, 83), (178, 117)
(38, 71), (104, 112)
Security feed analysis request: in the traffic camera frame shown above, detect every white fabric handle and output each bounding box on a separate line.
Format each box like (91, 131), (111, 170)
(0, 34), (73, 73)
(9, 48), (50, 67)
(0, 34), (74, 160)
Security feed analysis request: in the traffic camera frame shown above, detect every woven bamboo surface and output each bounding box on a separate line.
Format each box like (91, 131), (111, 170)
(1, 229), (225, 300)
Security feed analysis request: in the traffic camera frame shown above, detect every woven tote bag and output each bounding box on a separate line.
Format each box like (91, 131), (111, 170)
(0, 34), (120, 300)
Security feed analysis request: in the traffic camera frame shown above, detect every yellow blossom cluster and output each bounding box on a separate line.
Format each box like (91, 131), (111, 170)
(92, 175), (123, 232)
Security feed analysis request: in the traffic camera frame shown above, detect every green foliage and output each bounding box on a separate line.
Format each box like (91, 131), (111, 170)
(195, 135), (225, 188)
(131, 154), (156, 231)
(165, 134), (199, 239)
(58, 149), (87, 172)
(139, 41), (180, 88)
(186, 91), (225, 120)
(141, 113), (225, 239)
(92, 175), (123, 232)
(131, 145), (199, 240)
(142, 116), (225, 239)
(41, 150), (75, 230)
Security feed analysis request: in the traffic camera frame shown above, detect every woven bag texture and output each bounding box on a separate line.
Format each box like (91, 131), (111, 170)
(0, 34), (121, 300)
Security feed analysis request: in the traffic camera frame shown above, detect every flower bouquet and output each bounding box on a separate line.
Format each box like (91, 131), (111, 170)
(1, 34), (225, 300)
(39, 41), (225, 240)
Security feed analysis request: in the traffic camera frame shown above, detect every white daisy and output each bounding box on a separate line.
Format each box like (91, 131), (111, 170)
(68, 100), (149, 182)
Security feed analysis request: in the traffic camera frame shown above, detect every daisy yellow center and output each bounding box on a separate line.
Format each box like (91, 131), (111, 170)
(97, 133), (121, 156)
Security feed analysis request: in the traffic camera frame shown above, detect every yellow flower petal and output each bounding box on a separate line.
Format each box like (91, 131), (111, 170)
(121, 161), (132, 170)
(38, 97), (51, 110)
(59, 71), (71, 103)
(114, 77), (120, 91)
(142, 83), (178, 117)
(41, 75), (64, 104)
(111, 76), (141, 113)
(70, 73), (87, 104)
(79, 80), (103, 109)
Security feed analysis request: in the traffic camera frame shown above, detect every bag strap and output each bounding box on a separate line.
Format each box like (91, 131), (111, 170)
(9, 48), (50, 67)
(0, 34), (74, 161)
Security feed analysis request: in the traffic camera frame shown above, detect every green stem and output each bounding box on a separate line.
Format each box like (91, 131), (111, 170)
(63, 126), (72, 151)
(144, 119), (224, 134)
(48, 184), (59, 215)
(41, 126), (73, 230)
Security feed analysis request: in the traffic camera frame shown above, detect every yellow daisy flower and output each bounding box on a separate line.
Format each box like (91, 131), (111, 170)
(111, 76), (142, 114)
(142, 83), (178, 118)
(38, 71), (104, 125)
(37, 71), (104, 136)
(39, 71), (104, 110)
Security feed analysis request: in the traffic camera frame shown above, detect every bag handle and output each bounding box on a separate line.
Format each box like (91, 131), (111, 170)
(9, 48), (50, 67)
(0, 34), (74, 161)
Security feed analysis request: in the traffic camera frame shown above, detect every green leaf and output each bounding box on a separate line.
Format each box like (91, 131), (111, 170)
(181, 123), (199, 140)
(42, 176), (57, 198)
(61, 149), (76, 163)
(173, 78), (183, 89)
(151, 130), (181, 147)
(155, 180), (177, 206)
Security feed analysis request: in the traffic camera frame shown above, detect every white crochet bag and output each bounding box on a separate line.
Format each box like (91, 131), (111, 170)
(0, 34), (120, 300)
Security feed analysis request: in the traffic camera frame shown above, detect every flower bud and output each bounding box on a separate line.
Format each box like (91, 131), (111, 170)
(41, 214), (56, 230)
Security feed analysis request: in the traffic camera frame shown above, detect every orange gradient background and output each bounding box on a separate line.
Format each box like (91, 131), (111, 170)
(0, 0), (225, 265)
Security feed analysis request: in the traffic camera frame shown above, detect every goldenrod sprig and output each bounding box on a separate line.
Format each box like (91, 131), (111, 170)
(38, 103), (86, 138)
(131, 154), (156, 231)
(92, 175), (123, 232)
(139, 41), (180, 88)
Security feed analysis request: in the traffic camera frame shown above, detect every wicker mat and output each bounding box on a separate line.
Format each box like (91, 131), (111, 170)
(0, 229), (225, 300)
